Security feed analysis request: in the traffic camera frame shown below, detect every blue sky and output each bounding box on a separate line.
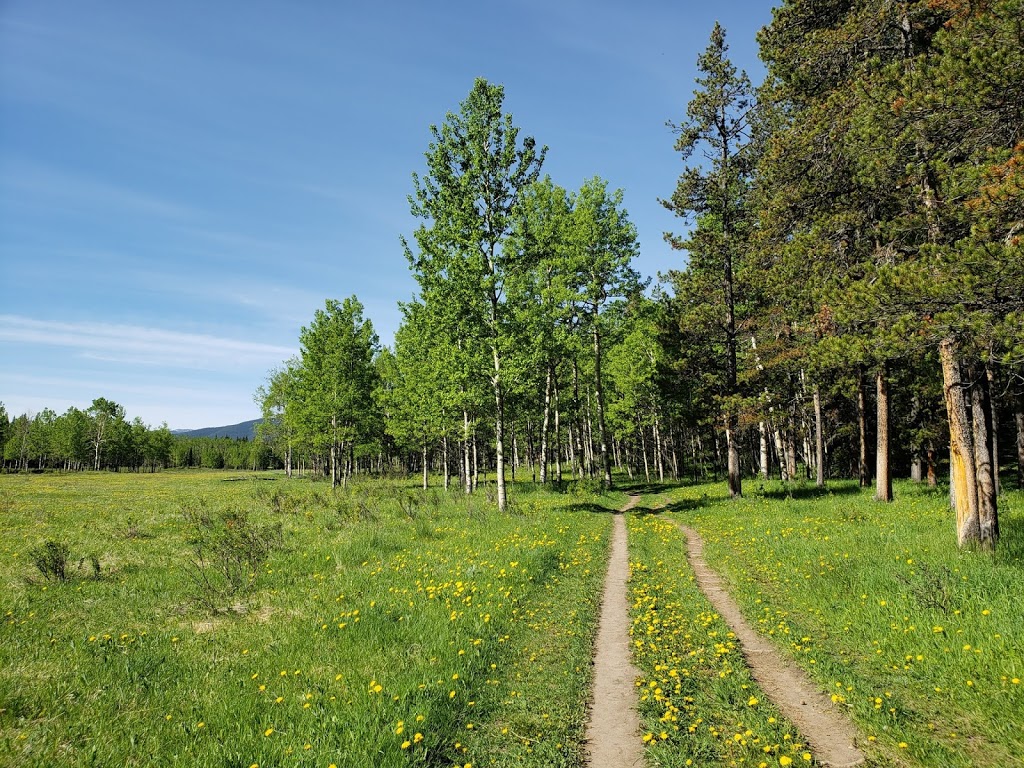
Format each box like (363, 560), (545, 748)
(1, 0), (774, 430)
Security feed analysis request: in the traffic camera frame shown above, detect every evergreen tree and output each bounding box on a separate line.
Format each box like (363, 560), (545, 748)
(663, 23), (754, 497)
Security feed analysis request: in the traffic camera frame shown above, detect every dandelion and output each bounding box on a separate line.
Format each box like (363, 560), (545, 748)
(264, 728), (274, 737)
(413, 732), (424, 744)
(780, 757), (793, 766)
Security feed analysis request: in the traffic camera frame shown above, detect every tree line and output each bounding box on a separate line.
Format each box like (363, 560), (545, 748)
(0, 398), (274, 472)
(7, 1), (1019, 553)
(257, 1), (1023, 551)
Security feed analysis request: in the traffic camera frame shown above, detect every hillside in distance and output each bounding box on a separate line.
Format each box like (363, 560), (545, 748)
(173, 418), (261, 440)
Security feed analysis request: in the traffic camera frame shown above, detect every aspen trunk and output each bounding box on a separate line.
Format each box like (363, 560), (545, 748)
(492, 364), (507, 510)
(422, 443), (428, 490)
(540, 365), (552, 484)
(759, 421), (769, 480)
(669, 427), (680, 481)
(813, 384), (825, 487)
(567, 423), (577, 481)
(553, 376), (563, 482)
(472, 433), (479, 492)
(640, 428), (651, 483)
(463, 410), (472, 495)
(443, 436), (450, 490)
(653, 415), (665, 483)
(772, 422), (788, 482)
(591, 311), (613, 488)
(875, 366), (893, 502)
(857, 369), (870, 487)
(511, 428), (518, 481)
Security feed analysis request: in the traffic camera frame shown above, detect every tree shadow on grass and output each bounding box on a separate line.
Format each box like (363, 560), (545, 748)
(617, 481), (678, 496)
(754, 482), (862, 501)
(563, 502), (618, 515)
(995, 511), (1024, 565)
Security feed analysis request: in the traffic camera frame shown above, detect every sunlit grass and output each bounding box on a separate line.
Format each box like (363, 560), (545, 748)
(660, 478), (1024, 768)
(627, 508), (815, 768)
(0, 470), (615, 768)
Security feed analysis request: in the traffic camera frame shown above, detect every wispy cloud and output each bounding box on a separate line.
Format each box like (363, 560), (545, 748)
(0, 315), (294, 371)
(0, 160), (195, 221)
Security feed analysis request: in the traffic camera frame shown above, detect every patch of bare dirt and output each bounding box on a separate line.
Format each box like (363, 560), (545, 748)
(676, 522), (865, 768)
(584, 494), (644, 768)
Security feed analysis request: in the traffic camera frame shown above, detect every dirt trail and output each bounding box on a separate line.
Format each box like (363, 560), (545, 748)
(676, 522), (865, 768)
(584, 495), (644, 768)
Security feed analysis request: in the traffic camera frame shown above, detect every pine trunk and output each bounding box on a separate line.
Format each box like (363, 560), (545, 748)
(986, 366), (1000, 496)
(1016, 393), (1024, 489)
(875, 366), (893, 502)
(726, 416), (742, 497)
(970, 364), (999, 549)
(911, 456), (923, 482)
(940, 339), (982, 547)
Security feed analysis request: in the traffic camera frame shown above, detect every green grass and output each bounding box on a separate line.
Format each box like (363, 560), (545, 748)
(0, 470), (616, 768)
(653, 478), (1024, 768)
(5, 470), (1019, 767)
(627, 507), (816, 768)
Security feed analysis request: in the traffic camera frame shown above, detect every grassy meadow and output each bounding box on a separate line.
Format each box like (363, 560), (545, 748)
(0, 471), (617, 768)
(1, 470), (1021, 768)
(638, 478), (1024, 768)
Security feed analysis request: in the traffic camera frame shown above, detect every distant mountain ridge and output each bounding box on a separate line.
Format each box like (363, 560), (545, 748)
(173, 418), (262, 440)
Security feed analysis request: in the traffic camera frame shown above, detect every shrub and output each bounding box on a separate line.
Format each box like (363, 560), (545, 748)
(184, 505), (283, 610)
(28, 540), (71, 582)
